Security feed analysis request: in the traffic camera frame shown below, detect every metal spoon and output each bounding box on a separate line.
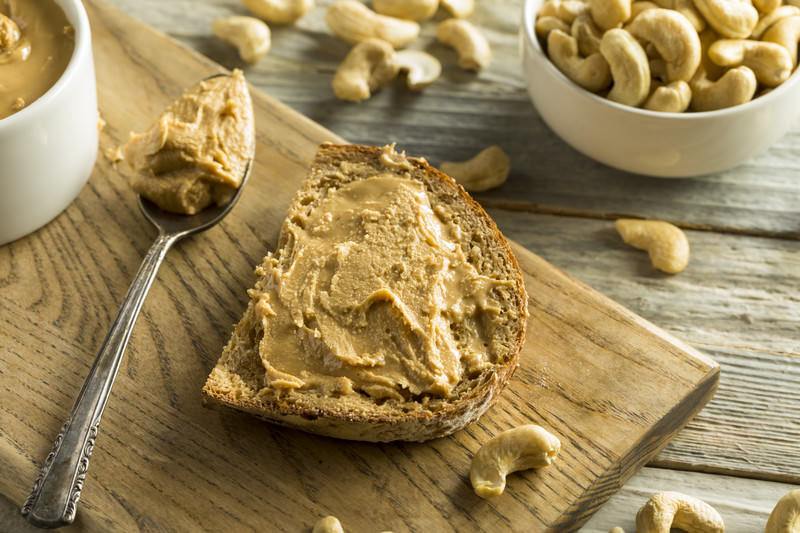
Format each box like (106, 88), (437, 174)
(21, 102), (252, 528)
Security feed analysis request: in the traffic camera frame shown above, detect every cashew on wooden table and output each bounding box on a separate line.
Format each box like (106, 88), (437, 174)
(326, 0), (420, 48)
(615, 219), (690, 274)
(313, 515), (344, 533)
(766, 489), (800, 533)
(373, 0), (438, 21)
(469, 425), (561, 498)
(440, 145), (511, 192)
(212, 16), (271, 64)
(636, 492), (724, 533)
(436, 18), (492, 70)
(242, 0), (314, 24)
(332, 38), (398, 102)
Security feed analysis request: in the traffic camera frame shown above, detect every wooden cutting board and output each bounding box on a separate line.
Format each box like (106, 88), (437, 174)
(0, 1), (719, 531)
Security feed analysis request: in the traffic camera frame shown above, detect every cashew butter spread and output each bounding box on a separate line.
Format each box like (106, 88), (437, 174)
(0, 0), (74, 119)
(123, 70), (254, 214)
(251, 146), (513, 402)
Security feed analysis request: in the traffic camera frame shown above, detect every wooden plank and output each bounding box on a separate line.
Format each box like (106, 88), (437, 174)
(582, 467), (800, 533)
(0, 1), (717, 531)
(489, 209), (800, 483)
(106, 0), (800, 239)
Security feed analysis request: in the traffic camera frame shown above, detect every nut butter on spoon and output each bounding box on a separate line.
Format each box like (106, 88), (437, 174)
(21, 72), (255, 529)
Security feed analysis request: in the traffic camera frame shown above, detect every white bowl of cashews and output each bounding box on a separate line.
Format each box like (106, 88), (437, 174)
(521, 0), (800, 177)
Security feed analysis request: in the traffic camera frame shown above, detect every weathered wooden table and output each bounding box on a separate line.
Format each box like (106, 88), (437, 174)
(2, 0), (798, 531)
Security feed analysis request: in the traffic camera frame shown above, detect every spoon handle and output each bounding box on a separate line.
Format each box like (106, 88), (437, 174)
(22, 232), (177, 528)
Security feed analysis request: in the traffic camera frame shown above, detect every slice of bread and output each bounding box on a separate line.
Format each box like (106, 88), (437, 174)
(202, 144), (528, 442)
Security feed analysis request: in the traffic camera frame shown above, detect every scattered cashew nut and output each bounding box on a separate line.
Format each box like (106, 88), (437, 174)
(326, 0), (420, 48)
(765, 489), (800, 533)
(395, 50), (441, 90)
(571, 13), (604, 55)
(644, 80), (692, 111)
(313, 515), (344, 533)
(615, 219), (689, 274)
(242, 0), (313, 24)
(212, 16), (271, 64)
(436, 19), (492, 70)
(332, 38), (398, 102)
(600, 29), (651, 106)
(626, 9), (701, 81)
(440, 145), (511, 192)
(692, 0), (758, 38)
(469, 425), (561, 498)
(373, 0), (439, 21)
(636, 491), (724, 533)
(751, 5), (800, 38)
(547, 29), (612, 91)
(690, 65), (757, 110)
(537, 16), (572, 38)
(440, 0), (475, 18)
(763, 15), (800, 67)
(709, 39), (792, 86)
(540, 0), (589, 23)
(588, 0), (632, 30)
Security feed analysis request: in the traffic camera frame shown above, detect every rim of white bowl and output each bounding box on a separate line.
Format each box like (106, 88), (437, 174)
(521, 0), (800, 120)
(0, 0), (91, 128)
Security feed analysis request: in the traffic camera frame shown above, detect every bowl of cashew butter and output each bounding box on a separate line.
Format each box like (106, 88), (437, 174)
(0, 0), (97, 245)
(521, 0), (800, 177)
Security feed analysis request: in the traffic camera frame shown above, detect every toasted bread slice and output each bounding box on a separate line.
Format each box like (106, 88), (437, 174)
(202, 144), (527, 442)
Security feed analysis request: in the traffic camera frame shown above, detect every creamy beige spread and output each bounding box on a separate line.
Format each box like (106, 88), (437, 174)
(251, 148), (513, 402)
(123, 70), (254, 214)
(0, 0), (74, 119)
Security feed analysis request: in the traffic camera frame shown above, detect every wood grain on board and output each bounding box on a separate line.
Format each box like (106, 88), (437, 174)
(108, 0), (800, 240)
(0, 1), (718, 531)
(107, 0), (800, 483)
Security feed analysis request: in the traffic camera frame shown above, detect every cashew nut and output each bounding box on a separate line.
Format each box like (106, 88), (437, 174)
(709, 39), (792, 86)
(571, 13), (604, 55)
(469, 425), (561, 498)
(548, 29), (613, 91)
(636, 492), (724, 533)
(609, 528), (625, 533)
(440, 0), (475, 18)
(626, 8), (701, 81)
(326, 0), (420, 48)
(600, 29), (651, 106)
(751, 5), (800, 38)
(630, 1), (659, 19)
(615, 219), (690, 274)
(373, 0), (439, 21)
(763, 15), (800, 67)
(313, 516), (344, 533)
(650, 0), (707, 31)
(754, 0), (781, 15)
(588, 0), (632, 30)
(212, 16), (272, 64)
(698, 27), (726, 80)
(395, 50), (441, 90)
(440, 145), (511, 192)
(332, 38), (398, 101)
(540, 0), (589, 23)
(644, 80), (692, 111)
(693, 0), (758, 38)
(765, 489), (800, 533)
(690, 65), (757, 110)
(436, 19), (492, 70)
(242, 0), (313, 24)
(538, 16), (572, 38)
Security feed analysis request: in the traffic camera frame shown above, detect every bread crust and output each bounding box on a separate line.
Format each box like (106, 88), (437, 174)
(202, 144), (528, 442)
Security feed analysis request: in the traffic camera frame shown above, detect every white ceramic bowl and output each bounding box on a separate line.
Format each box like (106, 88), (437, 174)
(0, 0), (98, 245)
(520, 0), (800, 177)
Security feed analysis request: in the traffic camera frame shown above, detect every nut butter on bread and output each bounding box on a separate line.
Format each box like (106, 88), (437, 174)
(202, 144), (527, 442)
